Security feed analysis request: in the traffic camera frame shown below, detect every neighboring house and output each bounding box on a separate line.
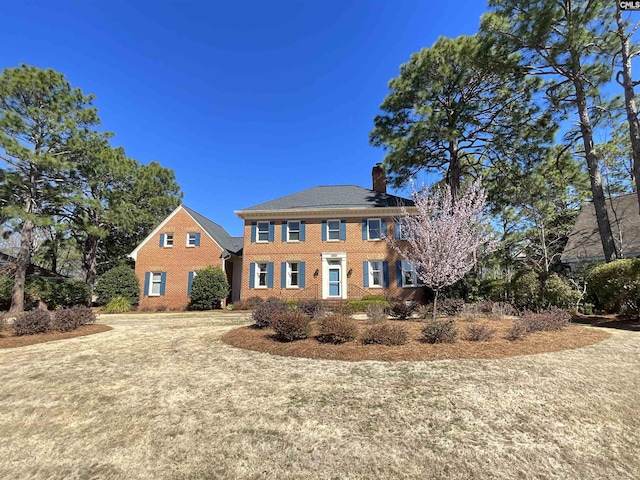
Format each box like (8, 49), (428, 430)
(129, 205), (243, 310)
(0, 251), (66, 278)
(234, 165), (425, 302)
(561, 193), (640, 270)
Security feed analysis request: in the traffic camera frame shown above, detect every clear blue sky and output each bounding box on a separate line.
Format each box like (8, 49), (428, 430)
(2, 0), (488, 237)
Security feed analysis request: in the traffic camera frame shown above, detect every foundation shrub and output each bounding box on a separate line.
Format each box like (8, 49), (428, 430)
(188, 266), (230, 310)
(95, 266), (139, 306)
(232, 296), (264, 310)
(12, 310), (51, 336)
(587, 259), (640, 314)
(366, 303), (388, 322)
(389, 302), (416, 320)
(465, 323), (497, 342)
(505, 320), (529, 341)
(362, 322), (409, 346)
(330, 302), (354, 315)
(297, 299), (325, 318)
(104, 296), (132, 314)
(270, 310), (312, 342)
(252, 297), (288, 329)
(421, 318), (458, 344)
(346, 298), (389, 313)
(317, 314), (358, 344)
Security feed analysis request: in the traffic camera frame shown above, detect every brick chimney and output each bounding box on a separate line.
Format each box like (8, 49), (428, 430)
(372, 163), (387, 193)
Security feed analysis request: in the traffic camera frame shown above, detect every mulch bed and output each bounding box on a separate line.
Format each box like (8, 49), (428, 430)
(221, 318), (611, 362)
(0, 324), (113, 349)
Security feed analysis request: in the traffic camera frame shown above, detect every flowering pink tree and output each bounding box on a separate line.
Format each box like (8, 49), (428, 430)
(386, 179), (496, 320)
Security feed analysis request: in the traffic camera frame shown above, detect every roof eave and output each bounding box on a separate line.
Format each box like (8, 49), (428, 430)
(234, 206), (417, 220)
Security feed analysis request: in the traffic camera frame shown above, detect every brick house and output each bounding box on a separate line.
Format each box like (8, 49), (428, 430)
(234, 165), (424, 303)
(130, 165), (425, 307)
(129, 205), (243, 310)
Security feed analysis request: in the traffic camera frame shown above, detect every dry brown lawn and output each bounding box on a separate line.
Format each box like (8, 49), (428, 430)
(0, 311), (638, 479)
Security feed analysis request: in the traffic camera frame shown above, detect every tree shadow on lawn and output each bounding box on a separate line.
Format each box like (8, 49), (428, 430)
(572, 314), (640, 332)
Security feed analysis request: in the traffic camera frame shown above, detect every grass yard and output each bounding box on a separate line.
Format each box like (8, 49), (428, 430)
(0, 311), (638, 479)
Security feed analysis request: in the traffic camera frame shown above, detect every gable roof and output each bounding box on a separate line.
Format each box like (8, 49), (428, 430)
(0, 251), (66, 278)
(235, 185), (414, 217)
(561, 193), (640, 263)
(129, 205), (242, 261)
(181, 206), (243, 255)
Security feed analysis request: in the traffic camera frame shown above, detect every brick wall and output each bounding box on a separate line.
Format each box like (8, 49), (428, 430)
(135, 208), (226, 310)
(241, 217), (425, 303)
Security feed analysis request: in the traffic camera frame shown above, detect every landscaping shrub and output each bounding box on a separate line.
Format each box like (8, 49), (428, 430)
(233, 296), (264, 310)
(488, 301), (518, 320)
(465, 323), (497, 342)
(479, 278), (508, 301)
(104, 295), (132, 313)
(366, 302), (388, 322)
(270, 310), (312, 342)
(297, 299), (324, 318)
(24, 276), (91, 309)
(95, 266), (139, 306)
(587, 259), (640, 314)
(0, 275), (12, 310)
(252, 297), (288, 328)
(330, 302), (355, 315)
(346, 297), (389, 313)
(12, 310), (51, 336)
(438, 297), (465, 317)
(543, 273), (581, 310)
(317, 314), (358, 344)
(521, 308), (570, 332)
(51, 305), (96, 332)
(361, 322), (409, 346)
(188, 266), (230, 310)
(505, 320), (529, 341)
(458, 303), (480, 322)
(389, 302), (416, 320)
(421, 318), (458, 344)
(511, 270), (542, 311)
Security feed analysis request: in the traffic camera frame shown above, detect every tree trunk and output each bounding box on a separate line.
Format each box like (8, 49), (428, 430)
(83, 234), (100, 302)
(615, 6), (640, 214)
(447, 140), (461, 204)
(9, 218), (34, 313)
(432, 288), (440, 321)
(571, 51), (619, 262)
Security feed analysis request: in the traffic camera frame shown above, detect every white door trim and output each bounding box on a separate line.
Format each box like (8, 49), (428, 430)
(321, 252), (347, 299)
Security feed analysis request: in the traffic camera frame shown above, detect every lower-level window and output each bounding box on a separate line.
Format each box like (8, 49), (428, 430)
(257, 262), (268, 288)
(401, 261), (417, 287)
(288, 262), (299, 287)
(146, 271), (166, 296)
(369, 261), (382, 287)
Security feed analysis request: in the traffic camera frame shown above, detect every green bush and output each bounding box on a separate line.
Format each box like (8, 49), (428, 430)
(95, 266), (140, 306)
(479, 278), (508, 301)
(0, 275), (13, 310)
(347, 298), (389, 313)
(252, 297), (288, 328)
(51, 305), (96, 332)
(543, 274), (581, 310)
(188, 267), (230, 310)
(361, 322), (409, 346)
(511, 270), (542, 311)
(13, 310), (51, 336)
(270, 310), (312, 342)
(104, 295), (132, 313)
(318, 314), (358, 344)
(587, 259), (640, 314)
(421, 318), (458, 344)
(25, 276), (91, 309)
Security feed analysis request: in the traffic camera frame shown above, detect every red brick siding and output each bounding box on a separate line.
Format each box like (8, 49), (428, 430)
(241, 218), (425, 302)
(135, 208), (225, 310)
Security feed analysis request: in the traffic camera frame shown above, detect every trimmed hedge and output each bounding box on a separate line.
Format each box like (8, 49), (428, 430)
(188, 266), (230, 310)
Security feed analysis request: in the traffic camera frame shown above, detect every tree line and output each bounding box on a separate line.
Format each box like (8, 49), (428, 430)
(371, 0), (640, 273)
(0, 65), (182, 312)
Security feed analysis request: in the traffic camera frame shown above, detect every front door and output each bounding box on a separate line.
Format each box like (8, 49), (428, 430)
(328, 261), (341, 297)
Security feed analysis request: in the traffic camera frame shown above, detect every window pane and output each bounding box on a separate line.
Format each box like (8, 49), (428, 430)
(328, 220), (340, 240)
(288, 222), (300, 241)
(165, 234), (173, 246)
(187, 233), (196, 245)
(257, 223), (269, 241)
(257, 263), (268, 286)
(370, 261), (382, 286)
(151, 273), (162, 295)
(368, 219), (381, 239)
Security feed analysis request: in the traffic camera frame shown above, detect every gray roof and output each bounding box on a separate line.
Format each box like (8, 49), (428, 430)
(182, 206), (243, 256)
(237, 185), (414, 213)
(561, 193), (640, 263)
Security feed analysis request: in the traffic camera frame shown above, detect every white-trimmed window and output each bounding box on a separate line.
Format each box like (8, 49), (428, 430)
(256, 262), (268, 288)
(287, 221), (300, 242)
(257, 222), (270, 242)
(395, 219), (409, 240)
(401, 261), (417, 287)
(187, 232), (200, 247)
(327, 219), (341, 241)
(369, 261), (383, 287)
(367, 219), (382, 240)
(150, 272), (163, 296)
(287, 262), (299, 287)
(165, 233), (174, 247)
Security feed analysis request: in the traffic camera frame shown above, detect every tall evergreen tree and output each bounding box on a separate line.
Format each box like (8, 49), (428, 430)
(370, 34), (549, 202)
(0, 65), (99, 312)
(482, 0), (620, 262)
